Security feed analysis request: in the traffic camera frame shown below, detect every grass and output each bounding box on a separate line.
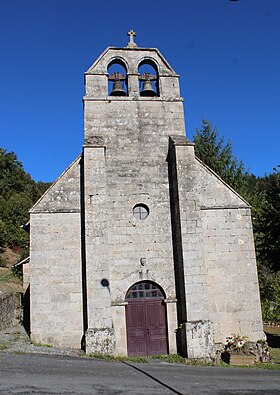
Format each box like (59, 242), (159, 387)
(0, 343), (10, 350)
(32, 342), (53, 348)
(264, 325), (280, 364)
(151, 354), (186, 363)
(254, 362), (280, 370)
(86, 353), (186, 364)
(270, 348), (280, 363)
(86, 354), (148, 363)
(0, 269), (14, 283)
(0, 267), (22, 293)
(264, 326), (280, 336)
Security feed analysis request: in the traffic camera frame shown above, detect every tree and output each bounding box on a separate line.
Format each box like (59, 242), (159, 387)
(255, 169), (280, 273)
(0, 148), (51, 251)
(193, 119), (246, 192)
(258, 266), (280, 321)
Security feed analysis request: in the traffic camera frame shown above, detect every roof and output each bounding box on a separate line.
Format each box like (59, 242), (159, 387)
(13, 256), (30, 268)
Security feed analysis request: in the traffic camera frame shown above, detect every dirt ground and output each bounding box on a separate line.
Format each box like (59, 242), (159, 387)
(0, 247), (21, 268)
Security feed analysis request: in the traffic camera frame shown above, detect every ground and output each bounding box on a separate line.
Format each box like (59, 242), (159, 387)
(0, 352), (280, 395)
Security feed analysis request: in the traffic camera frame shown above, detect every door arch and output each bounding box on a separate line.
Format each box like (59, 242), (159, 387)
(125, 281), (168, 356)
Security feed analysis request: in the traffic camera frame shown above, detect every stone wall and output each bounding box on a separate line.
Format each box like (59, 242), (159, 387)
(171, 137), (264, 358)
(29, 158), (84, 348)
(0, 292), (21, 330)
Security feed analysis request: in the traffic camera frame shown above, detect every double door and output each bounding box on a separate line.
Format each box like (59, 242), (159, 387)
(125, 283), (168, 356)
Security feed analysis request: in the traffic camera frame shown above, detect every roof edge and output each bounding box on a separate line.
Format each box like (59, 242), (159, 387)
(85, 46), (176, 74)
(29, 155), (81, 213)
(195, 156), (251, 208)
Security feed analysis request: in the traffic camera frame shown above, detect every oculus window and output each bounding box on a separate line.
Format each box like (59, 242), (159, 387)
(133, 204), (149, 220)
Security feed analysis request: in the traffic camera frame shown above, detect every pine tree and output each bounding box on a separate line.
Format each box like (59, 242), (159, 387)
(0, 148), (51, 249)
(257, 169), (280, 272)
(193, 119), (246, 192)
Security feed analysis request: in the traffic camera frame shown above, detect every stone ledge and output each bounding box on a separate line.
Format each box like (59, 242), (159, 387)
(164, 298), (177, 303)
(111, 302), (128, 306)
(83, 96), (184, 102)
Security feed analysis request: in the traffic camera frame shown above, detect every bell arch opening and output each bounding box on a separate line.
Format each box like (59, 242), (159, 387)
(138, 59), (159, 97)
(107, 59), (128, 96)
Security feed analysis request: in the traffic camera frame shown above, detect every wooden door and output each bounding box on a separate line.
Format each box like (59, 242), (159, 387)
(125, 282), (168, 356)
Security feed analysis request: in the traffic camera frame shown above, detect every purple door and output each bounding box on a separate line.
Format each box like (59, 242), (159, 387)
(125, 282), (168, 356)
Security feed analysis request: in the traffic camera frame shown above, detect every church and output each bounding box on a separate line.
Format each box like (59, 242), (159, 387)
(26, 31), (264, 358)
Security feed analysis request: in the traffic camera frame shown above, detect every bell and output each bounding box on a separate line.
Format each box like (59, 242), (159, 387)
(139, 73), (157, 97)
(140, 80), (157, 97)
(110, 80), (126, 96)
(108, 72), (127, 96)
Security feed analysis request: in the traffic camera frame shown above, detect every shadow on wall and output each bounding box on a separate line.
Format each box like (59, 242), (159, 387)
(80, 279), (111, 351)
(22, 285), (30, 335)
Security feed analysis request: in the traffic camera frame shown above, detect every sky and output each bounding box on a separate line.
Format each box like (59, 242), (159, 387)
(0, 0), (279, 182)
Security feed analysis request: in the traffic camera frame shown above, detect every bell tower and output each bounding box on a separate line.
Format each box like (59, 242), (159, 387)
(82, 31), (187, 354)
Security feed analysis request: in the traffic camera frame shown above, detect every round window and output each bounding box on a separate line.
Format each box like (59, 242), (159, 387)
(133, 204), (149, 220)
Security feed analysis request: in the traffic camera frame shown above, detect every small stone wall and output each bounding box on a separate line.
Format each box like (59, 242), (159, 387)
(0, 292), (22, 330)
(186, 320), (215, 359)
(85, 327), (115, 355)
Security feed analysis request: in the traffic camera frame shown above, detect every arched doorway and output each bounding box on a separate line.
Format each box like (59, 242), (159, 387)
(125, 281), (168, 356)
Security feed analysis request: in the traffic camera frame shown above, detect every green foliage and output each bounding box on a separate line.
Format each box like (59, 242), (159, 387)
(258, 266), (280, 322)
(0, 255), (6, 268)
(0, 219), (7, 248)
(248, 167), (280, 321)
(193, 119), (246, 191)
(0, 148), (51, 249)
(256, 171), (280, 272)
(11, 264), (23, 280)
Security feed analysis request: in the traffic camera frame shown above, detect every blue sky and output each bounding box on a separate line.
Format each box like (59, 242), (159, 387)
(0, 0), (279, 182)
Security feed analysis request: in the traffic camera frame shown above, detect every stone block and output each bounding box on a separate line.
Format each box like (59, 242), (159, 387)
(85, 327), (116, 355)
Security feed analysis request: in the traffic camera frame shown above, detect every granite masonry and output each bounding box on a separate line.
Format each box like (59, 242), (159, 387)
(26, 32), (264, 358)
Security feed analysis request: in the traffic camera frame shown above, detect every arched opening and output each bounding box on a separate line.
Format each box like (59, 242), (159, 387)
(107, 59), (128, 96)
(138, 60), (159, 97)
(125, 281), (168, 356)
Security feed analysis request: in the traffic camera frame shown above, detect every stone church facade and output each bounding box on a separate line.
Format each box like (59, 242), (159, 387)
(27, 33), (264, 358)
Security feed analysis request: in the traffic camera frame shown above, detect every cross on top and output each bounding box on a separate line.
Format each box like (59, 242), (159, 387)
(127, 29), (137, 47)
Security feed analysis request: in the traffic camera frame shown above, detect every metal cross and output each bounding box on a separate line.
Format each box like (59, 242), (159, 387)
(127, 29), (137, 47)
